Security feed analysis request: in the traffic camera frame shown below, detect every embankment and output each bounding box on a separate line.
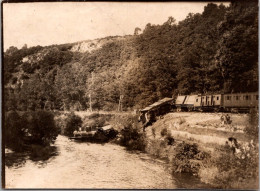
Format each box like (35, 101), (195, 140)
(144, 112), (258, 189)
(54, 110), (258, 189)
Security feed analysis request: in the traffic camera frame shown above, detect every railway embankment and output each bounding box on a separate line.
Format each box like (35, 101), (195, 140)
(144, 111), (258, 189)
(147, 112), (251, 148)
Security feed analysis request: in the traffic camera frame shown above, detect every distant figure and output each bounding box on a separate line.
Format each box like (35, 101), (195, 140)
(226, 114), (232, 124)
(226, 137), (239, 153)
(73, 130), (78, 137)
(221, 114), (232, 125)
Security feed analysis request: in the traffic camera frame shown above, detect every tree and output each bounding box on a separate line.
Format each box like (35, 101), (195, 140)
(64, 113), (82, 137)
(4, 111), (25, 151)
(29, 111), (59, 145)
(215, 0), (258, 93)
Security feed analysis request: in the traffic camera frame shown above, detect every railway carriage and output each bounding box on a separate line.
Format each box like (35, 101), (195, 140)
(175, 95), (186, 111)
(176, 92), (258, 112)
(221, 92), (258, 112)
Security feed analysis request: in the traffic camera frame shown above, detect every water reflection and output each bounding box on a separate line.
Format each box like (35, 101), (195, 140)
(5, 152), (28, 169)
(173, 173), (210, 189)
(5, 135), (208, 189)
(5, 145), (58, 169)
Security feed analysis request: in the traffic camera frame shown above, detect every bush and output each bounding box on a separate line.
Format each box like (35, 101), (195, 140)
(244, 108), (258, 141)
(199, 109), (259, 189)
(29, 111), (60, 146)
(208, 143), (259, 189)
(4, 111), (25, 151)
(166, 132), (174, 145)
(83, 113), (112, 129)
(64, 113), (82, 136)
(172, 142), (209, 175)
(146, 139), (168, 158)
(161, 127), (168, 137)
(114, 115), (147, 151)
(5, 110), (60, 150)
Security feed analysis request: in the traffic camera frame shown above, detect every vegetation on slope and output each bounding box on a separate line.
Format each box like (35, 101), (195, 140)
(4, 1), (258, 112)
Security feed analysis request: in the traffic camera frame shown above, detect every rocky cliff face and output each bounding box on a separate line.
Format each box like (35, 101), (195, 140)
(70, 36), (126, 53)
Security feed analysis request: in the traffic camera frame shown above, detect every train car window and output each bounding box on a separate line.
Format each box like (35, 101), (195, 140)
(196, 99), (198, 102)
(216, 96), (219, 100)
(226, 96), (231, 100)
(244, 95), (250, 100)
(256, 95), (259, 100)
(235, 96), (239, 100)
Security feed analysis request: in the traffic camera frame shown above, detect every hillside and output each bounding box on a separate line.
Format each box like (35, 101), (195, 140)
(3, 2), (258, 112)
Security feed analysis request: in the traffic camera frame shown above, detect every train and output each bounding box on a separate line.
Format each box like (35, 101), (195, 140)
(138, 92), (258, 127)
(175, 92), (258, 113)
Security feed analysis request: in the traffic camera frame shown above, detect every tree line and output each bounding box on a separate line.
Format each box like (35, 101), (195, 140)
(4, 1), (258, 112)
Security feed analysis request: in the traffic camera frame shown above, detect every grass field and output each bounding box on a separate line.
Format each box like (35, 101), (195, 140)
(146, 112), (251, 150)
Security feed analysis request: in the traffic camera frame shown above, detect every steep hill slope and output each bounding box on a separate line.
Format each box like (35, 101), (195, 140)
(3, 2), (258, 112)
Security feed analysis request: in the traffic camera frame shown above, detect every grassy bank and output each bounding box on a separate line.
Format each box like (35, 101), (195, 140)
(109, 111), (258, 189)
(18, 110), (257, 189)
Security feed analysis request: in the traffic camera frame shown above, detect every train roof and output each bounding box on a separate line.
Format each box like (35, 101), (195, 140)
(141, 97), (174, 112)
(184, 95), (197, 105)
(175, 95), (186, 104)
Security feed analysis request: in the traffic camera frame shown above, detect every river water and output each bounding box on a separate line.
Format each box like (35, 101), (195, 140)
(5, 135), (176, 189)
(5, 135), (207, 189)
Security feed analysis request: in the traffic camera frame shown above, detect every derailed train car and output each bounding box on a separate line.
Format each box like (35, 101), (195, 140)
(139, 92), (258, 128)
(177, 92), (258, 112)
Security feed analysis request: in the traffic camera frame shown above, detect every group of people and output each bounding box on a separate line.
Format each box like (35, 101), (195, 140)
(220, 114), (232, 124)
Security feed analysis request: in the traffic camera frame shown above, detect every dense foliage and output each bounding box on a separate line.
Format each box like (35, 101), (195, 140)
(64, 113), (83, 136)
(4, 2), (258, 111)
(198, 108), (259, 189)
(112, 115), (147, 151)
(4, 111), (26, 151)
(172, 142), (209, 175)
(4, 111), (60, 150)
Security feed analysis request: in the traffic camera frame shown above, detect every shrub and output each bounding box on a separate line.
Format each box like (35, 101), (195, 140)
(166, 132), (174, 145)
(172, 142), (209, 175)
(5, 110), (59, 149)
(244, 108), (258, 140)
(199, 109), (259, 189)
(114, 115), (147, 151)
(4, 111), (25, 151)
(208, 143), (259, 189)
(146, 139), (168, 158)
(120, 126), (147, 151)
(29, 111), (60, 146)
(83, 113), (112, 128)
(161, 127), (168, 137)
(64, 113), (82, 136)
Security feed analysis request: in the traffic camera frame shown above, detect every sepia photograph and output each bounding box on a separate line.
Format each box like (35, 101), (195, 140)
(2, 1), (259, 189)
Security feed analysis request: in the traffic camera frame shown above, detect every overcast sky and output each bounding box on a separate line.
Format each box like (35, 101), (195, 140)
(3, 2), (229, 50)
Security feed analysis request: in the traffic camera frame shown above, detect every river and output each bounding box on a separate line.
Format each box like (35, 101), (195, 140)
(5, 135), (207, 189)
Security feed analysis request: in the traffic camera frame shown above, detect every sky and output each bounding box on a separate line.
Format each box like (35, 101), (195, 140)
(3, 2), (229, 50)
